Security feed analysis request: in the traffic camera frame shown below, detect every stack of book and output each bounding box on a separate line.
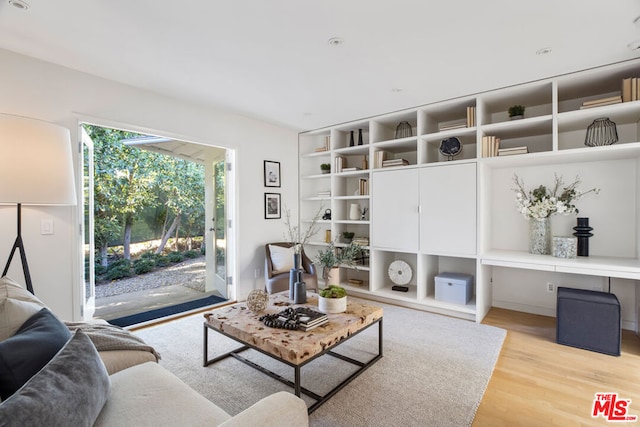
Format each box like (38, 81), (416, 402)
(334, 156), (346, 173)
(317, 190), (331, 198)
(373, 150), (389, 168)
(352, 236), (369, 246)
(382, 158), (409, 167)
(622, 77), (640, 102)
(438, 119), (467, 132)
(342, 166), (362, 172)
(466, 106), (476, 127)
(481, 135), (501, 157)
(580, 95), (622, 109)
(295, 307), (328, 331)
(359, 178), (369, 195)
(498, 146), (529, 156)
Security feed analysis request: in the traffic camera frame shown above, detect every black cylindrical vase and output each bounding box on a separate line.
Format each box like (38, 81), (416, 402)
(349, 130), (355, 147)
(573, 217), (594, 257)
(358, 128), (363, 145)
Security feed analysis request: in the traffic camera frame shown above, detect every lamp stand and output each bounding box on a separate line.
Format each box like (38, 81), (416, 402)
(2, 204), (34, 294)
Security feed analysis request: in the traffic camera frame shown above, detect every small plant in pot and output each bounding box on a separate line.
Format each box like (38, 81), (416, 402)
(508, 105), (525, 120)
(320, 163), (331, 174)
(342, 231), (354, 243)
(318, 285), (348, 314)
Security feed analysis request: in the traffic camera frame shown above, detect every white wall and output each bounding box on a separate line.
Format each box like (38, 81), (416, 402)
(0, 48), (299, 320)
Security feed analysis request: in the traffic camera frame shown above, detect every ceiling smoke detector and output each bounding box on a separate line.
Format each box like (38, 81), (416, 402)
(327, 37), (344, 47)
(536, 47), (552, 55)
(8, 0), (29, 10)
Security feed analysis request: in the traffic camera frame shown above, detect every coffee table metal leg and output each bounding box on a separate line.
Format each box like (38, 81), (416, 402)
(203, 323), (208, 367)
(294, 366), (301, 397)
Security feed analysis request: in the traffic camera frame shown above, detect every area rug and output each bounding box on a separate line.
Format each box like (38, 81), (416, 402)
(135, 299), (506, 427)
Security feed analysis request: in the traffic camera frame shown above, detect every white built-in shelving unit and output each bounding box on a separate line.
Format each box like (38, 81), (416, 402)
(299, 59), (640, 326)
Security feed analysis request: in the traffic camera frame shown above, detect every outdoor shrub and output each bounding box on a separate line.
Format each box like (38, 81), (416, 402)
(155, 255), (170, 267)
(94, 264), (108, 276)
(133, 258), (156, 275)
(140, 251), (157, 260)
(104, 259), (132, 281)
(183, 250), (200, 259)
(168, 251), (184, 263)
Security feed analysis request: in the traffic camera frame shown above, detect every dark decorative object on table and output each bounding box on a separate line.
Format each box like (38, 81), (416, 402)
(349, 130), (355, 147)
(585, 117), (618, 147)
(395, 121), (412, 139)
(358, 128), (363, 145)
(293, 279), (306, 304)
(573, 217), (594, 256)
(322, 209), (331, 220)
(259, 307), (300, 330)
(439, 137), (462, 160)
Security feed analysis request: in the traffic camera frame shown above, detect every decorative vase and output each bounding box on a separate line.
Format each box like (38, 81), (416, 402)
(349, 130), (355, 147)
(318, 295), (347, 314)
(573, 217), (594, 257)
(529, 217), (551, 255)
(357, 128), (363, 145)
(349, 203), (360, 220)
(585, 118), (618, 147)
(293, 281), (306, 304)
(552, 236), (577, 259)
(326, 267), (343, 286)
(289, 253), (302, 300)
(509, 115), (524, 120)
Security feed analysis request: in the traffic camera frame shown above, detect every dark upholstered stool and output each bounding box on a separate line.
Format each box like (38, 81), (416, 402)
(556, 287), (621, 356)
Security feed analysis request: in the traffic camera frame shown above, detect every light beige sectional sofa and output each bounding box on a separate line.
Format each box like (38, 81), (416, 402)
(0, 277), (309, 426)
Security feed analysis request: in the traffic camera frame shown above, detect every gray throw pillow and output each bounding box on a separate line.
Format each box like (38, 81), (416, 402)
(0, 330), (110, 426)
(0, 307), (71, 399)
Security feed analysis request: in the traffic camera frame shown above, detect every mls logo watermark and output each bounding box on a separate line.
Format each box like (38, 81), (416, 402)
(592, 393), (638, 422)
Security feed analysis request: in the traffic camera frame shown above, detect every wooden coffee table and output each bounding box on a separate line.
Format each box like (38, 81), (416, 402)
(203, 291), (383, 413)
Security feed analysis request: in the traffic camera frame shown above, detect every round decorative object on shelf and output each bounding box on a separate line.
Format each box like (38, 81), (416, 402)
(246, 289), (269, 313)
(388, 260), (412, 286)
(439, 137), (462, 161)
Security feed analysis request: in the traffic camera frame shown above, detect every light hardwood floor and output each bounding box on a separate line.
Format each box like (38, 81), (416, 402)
(474, 308), (640, 426)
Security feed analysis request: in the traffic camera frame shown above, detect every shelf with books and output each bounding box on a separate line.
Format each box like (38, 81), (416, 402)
(371, 146), (417, 169)
(332, 152), (370, 173)
(418, 97), (477, 135)
(299, 131), (331, 155)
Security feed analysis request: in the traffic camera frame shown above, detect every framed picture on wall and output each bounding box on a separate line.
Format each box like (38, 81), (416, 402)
(264, 193), (281, 219)
(264, 160), (281, 187)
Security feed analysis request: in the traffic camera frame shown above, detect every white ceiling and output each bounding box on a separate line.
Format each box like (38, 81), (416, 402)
(1, 0), (639, 132)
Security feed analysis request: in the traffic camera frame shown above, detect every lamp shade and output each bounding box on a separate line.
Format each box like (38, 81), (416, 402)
(0, 114), (76, 205)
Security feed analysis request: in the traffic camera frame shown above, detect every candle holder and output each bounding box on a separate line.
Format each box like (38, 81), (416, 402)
(572, 217), (594, 257)
(584, 118), (618, 147)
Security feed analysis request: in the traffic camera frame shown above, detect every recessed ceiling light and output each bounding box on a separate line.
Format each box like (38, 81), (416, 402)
(391, 88), (403, 93)
(536, 47), (552, 55)
(328, 37), (344, 47)
(8, 0), (29, 10)
(628, 39), (640, 51)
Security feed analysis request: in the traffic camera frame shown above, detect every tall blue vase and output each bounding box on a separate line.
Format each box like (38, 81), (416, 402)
(289, 253), (302, 299)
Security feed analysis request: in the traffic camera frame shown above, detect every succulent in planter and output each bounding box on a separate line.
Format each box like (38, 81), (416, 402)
(508, 105), (525, 119)
(314, 241), (361, 280)
(320, 163), (331, 173)
(319, 285), (347, 299)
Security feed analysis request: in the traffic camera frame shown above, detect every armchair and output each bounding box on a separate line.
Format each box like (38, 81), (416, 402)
(264, 243), (318, 294)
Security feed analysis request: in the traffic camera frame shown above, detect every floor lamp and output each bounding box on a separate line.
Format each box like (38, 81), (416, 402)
(0, 114), (76, 294)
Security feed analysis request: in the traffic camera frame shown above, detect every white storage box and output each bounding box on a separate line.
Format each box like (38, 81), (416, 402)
(435, 272), (473, 305)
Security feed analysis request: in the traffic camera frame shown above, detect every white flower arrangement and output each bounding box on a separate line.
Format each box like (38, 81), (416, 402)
(512, 174), (599, 220)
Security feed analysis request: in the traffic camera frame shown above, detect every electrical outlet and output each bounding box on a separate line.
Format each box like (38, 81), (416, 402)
(546, 282), (555, 293)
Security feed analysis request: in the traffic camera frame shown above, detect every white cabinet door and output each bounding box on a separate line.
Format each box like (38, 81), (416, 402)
(371, 168), (419, 251)
(419, 163), (476, 255)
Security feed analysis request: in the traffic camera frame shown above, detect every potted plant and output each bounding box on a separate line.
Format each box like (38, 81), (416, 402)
(318, 285), (348, 314)
(342, 231), (354, 243)
(508, 105), (525, 120)
(320, 163), (331, 174)
(314, 241), (361, 286)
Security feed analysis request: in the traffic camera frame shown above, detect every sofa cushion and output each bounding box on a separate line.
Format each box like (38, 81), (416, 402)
(94, 362), (231, 427)
(0, 330), (110, 426)
(0, 276), (47, 341)
(0, 307), (71, 399)
(269, 245), (294, 274)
